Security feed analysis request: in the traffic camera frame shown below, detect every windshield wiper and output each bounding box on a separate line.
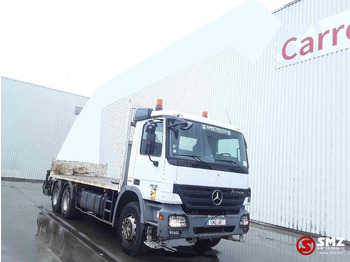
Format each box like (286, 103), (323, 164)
(214, 159), (247, 173)
(173, 154), (212, 169)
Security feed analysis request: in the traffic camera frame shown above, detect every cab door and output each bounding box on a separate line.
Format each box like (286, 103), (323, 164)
(132, 120), (165, 201)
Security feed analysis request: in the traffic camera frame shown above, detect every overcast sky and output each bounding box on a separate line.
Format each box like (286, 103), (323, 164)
(0, 0), (293, 97)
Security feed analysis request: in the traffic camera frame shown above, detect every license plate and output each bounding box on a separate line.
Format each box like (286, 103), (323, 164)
(206, 219), (226, 226)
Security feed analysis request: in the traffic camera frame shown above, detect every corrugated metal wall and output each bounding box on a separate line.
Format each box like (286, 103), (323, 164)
(1, 77), (88, 180)
(100, 0), (350, 240)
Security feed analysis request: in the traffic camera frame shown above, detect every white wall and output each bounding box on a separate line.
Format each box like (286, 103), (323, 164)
(1, 77), (88, 180)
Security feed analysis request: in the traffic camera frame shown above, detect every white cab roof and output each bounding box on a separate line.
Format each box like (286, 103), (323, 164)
(151, 110), (242, 133)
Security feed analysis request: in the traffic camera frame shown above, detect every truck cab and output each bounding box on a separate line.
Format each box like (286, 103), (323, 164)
(127, 105), (250, 249)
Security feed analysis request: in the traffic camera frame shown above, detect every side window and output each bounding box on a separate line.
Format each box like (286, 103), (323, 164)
(217, 139), (240, 161)
(140, 122), (163, 157)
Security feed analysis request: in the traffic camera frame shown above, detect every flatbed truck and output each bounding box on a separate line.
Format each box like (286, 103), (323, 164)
(43, 99), (251, 256)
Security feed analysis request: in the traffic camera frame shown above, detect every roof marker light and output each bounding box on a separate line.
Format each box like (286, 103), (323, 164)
(155, 99), (163, 111)
(202, 111), (208, 118)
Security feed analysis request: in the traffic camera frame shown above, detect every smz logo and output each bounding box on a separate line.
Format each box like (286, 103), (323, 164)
(296, 236), (316, 255)
(297, 236), (345, 255)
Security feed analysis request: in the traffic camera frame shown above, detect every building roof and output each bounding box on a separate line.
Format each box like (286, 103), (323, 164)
(272, 0), (302, 14)
(1, 77), (89, 99)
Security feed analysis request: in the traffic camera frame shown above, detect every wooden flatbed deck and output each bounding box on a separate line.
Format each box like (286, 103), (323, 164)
(50, 174), (121, 191)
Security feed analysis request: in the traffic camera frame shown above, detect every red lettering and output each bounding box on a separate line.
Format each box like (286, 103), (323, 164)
(282, 37), (297, 60)
(318, 30), (329, 50)
(300, 37), (314, 55)
(347, 24), (350, 39)
(333, 24), (345, 46)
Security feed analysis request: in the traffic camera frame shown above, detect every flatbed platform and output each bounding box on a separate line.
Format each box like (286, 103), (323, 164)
(50, 174), (121, 191)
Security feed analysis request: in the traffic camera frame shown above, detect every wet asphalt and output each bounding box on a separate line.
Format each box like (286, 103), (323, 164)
(1, 181), (349, 262)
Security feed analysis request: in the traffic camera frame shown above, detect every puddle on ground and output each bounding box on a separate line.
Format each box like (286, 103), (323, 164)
(36, 212), (108, 262)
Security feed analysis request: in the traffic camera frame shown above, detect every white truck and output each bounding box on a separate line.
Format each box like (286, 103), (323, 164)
(42, 100), (251, 256)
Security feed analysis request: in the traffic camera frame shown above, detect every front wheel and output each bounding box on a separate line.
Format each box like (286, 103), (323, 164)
(194, 238), (221, 250)
(118, 202), (147, 256)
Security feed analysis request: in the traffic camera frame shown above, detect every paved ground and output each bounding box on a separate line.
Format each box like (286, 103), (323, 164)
(1, 181), (349, 262)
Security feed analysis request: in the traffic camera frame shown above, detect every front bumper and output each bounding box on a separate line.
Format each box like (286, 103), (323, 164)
(155, 204), (249, 240)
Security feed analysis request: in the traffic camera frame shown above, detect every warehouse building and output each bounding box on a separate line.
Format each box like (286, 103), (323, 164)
(58, 0), (349, 241)
(1, 77), (89, 180)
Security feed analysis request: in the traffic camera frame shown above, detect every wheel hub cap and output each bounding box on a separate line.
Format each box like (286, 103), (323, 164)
(121, 215), (136, 242)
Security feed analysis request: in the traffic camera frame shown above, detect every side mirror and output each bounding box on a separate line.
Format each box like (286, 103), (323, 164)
(145, 122), (159, 167)
(180, 121), (193, 130)
(145, 122), (156, 155)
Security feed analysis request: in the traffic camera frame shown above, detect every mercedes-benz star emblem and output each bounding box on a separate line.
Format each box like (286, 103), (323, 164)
(211, 190), (223, 206)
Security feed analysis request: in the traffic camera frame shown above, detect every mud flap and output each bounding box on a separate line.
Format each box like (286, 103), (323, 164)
(42, 170), (52, 196)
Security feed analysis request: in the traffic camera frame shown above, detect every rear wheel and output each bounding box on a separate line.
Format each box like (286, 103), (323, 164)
(51, 182), (61, 213)
(61, 185), (78, 219)
(118, 202), (147, 256)
(194, 238), (221, 250)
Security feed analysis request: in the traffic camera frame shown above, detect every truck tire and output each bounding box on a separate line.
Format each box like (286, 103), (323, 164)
(194, 238), (221, 249)
(51, 182), (61, 213)
(118, 202), (147, 256)
(61, 185), (78, 219)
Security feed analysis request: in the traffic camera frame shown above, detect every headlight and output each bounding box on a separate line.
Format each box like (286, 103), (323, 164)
(168, 215), (187, 228)
(240, 214), (250, 227)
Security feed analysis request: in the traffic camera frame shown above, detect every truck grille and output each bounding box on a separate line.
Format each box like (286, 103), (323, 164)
(173, 184), (248, 215)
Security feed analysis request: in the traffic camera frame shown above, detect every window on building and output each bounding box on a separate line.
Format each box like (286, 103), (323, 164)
(75, 106), (83, 115)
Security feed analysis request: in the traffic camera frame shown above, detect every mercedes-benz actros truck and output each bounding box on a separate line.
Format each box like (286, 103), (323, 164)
(43, 99), (251, 256)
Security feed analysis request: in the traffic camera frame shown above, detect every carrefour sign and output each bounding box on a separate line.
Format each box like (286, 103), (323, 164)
(276, 9), (350, 68)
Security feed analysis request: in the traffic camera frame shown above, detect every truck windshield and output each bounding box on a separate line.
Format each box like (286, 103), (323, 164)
(168, 120), (248, 174)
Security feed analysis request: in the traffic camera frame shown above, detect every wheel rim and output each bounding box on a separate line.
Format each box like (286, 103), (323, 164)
(52, 187), (59, 205)
(62, 191), (69, 212)
(121, 214), (136, 242)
